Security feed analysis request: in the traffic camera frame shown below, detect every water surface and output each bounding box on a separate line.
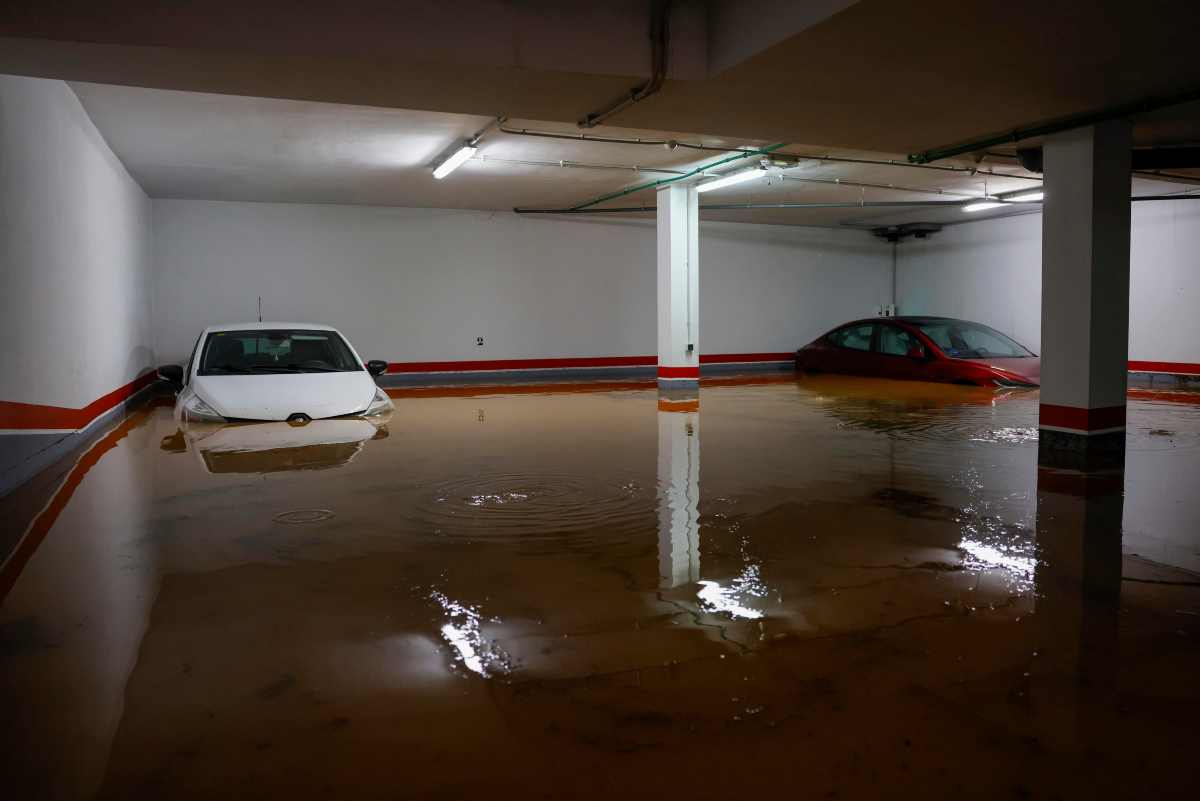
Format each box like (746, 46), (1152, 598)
(2, 374), (1198, 800)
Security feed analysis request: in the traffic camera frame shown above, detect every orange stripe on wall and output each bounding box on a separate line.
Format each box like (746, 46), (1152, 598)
(1, 358), (1193, 431)
(1128, 360), (1200, 376)
(0, 372), (156, 431)
(384, 352), (794, 374)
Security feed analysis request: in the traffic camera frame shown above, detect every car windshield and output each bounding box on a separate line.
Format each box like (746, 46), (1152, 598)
(198, 329), (362, 375)
(913, 320), (1033, 359)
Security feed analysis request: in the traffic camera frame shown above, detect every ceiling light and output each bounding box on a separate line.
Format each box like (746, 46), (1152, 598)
(433, 144), (477, 179)
(696, 167), (766, 193)
(1005, 190), (1044, 202)
(962, 200), (1005, 213)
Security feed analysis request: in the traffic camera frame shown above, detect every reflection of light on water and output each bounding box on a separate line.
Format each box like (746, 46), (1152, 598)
(959, 538), (1035, 578)
(953, 465), (1037, 591)
(958, 506), (1037, 592)
(440, 623), (486, 675)
(970, 426), (1038, 445)
(696, 564), (768, 620)
(430, 590), (510, 677)
(465, 491), (530, 506)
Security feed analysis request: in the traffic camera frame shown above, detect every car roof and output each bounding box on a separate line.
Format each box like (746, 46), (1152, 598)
(202, 322), (339, 333)
(892, 316), (959, 324)
(835, 316), (963, 327)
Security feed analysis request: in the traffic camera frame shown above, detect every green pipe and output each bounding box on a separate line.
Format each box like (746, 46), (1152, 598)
(908, 86), (1200, 164)
(565, 142), (788, 211)
(513, 193), (1200, 216)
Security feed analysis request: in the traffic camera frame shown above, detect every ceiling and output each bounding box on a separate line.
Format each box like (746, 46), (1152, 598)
(6, 1), (1200, 157)
(73, 81), (1196, 229)
(73, 80), (1075, 229)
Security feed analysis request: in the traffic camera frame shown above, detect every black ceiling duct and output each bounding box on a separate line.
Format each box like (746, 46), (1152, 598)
(1014, 145), (1200, 173)
(1016, 147), (1043, 173)
(871, 222), (943, 243)
(1132, 146), (1200, 170)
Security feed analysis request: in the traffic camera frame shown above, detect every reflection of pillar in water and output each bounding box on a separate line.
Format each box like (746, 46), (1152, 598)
(1032, 466), (1123, 747)
(657, 395), (700, 588)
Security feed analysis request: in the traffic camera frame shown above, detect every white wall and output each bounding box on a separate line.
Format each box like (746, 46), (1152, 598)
(151, 199), (891, 364)
(701, 220), (891, 353)
(895, 214), (1042, 350)
(896, 201), (1200, 363)
(0, 75), (154, 408)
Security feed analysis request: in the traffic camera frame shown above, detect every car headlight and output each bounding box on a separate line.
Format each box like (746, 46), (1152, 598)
(364, 387), (394, 416)
(182, 393), (225, 422)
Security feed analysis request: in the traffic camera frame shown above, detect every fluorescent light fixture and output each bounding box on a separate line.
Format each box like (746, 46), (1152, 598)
(696, 166), (765, 193)
(433, 144), (477, 179)
(1005, 190), (1044, 202)
(962, 200), (1006, 213)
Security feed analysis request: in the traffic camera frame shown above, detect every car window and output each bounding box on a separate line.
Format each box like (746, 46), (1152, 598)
(827, 323), (875, 352)
(878, 325), (921, 356)
(198, 329), (363, 375)
(913, 320), (1032, 359)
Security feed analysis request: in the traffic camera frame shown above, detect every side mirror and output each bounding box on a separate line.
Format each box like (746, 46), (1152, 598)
(366, 360), (388, 377)
(157, 364), (184, 384)
(906, 345), (927, 360)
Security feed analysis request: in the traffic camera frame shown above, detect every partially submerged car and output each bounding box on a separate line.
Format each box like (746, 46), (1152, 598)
(158, 323), (394, 422)
(795, 316), (1040, 387)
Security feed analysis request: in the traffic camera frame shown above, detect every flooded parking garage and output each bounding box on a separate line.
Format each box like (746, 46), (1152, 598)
(2, 375), (1198, 800)
(7, 11), (1200, 799)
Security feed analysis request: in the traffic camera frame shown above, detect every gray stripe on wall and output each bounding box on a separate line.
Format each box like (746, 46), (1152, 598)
(0, 385), (159, 500)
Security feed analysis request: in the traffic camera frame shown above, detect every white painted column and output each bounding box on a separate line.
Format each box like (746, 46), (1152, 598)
(656, 183), (700, 387)
(657, 397), (700, 588)
(1038, 120), (1132, 468)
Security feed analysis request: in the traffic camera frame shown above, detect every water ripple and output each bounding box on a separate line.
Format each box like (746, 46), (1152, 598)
(411, 472), (654, 543)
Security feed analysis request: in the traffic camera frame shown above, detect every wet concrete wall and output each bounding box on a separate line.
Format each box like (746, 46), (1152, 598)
(895, 201), (1200, 366)
(149, 199), (893, 365)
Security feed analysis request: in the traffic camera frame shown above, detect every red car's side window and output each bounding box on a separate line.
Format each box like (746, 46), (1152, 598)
(878, 325), (922, 356)
(828, 324), (875, 351)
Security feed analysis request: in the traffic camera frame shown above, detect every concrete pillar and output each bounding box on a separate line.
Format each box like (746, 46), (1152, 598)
(1038, 121), (1132, 469)
(657, 395), (700, 588)
(656, 183), (700, 388)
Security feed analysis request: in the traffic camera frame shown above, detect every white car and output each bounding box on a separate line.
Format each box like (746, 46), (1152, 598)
(158, 322), (394, 422)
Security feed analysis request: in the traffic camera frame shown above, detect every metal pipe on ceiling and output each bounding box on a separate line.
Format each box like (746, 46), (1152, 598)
(514, 200), (970, 215)
(556, 143), (789, 212)
(473, 155), (686, 175)
(579, 0), (672, 128)
(512, 193), (1200, 215)
(497, 124), (1042, 180)
(779, 174), (981, 198)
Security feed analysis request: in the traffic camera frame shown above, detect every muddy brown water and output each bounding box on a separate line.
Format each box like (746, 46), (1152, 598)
(2, 374), (1198, 800)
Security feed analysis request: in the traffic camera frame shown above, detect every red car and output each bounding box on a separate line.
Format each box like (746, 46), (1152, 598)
(795, 316), (1041, 387)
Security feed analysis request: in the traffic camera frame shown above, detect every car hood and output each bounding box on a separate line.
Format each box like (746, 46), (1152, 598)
(192, 372), (378, 420)
(963, 356), (1041, 384)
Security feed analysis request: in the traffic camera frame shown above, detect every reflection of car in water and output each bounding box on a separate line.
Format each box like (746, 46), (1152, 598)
(796, 316), (1040, 387)
(795, 373), (1028, 434)
(158, 322), (394, 423)
(161, 417), (389, 474)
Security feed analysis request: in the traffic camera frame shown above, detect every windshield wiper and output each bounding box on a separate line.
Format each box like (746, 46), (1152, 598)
(247, 365), (304, 373)
(284, 364), (341, 372)
(208, 364), (250, 373)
